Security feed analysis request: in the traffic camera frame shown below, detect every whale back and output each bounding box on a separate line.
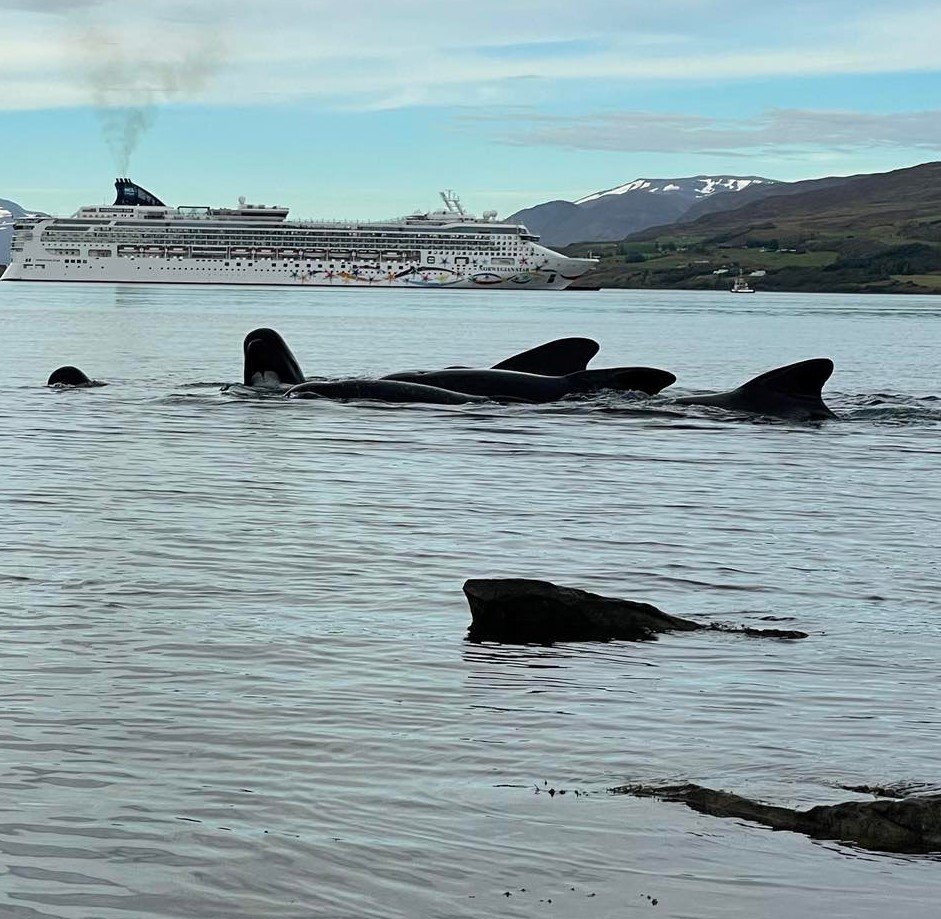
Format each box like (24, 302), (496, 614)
(243, 328), (305, 387)
(567, 367), (676, 396)
(381, 368), (569, 402)
(492, 337), (600, 375)
(383, 365), (675, 401)
(47, 366), (94, 387)
(286, 378), (489, 405)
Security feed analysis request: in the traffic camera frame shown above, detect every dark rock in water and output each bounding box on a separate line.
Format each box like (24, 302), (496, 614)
(47, 366), (104, 388)
(463, 579), (809, 645)
(463, 579), (701, 644)
(612, 782), (941, 854)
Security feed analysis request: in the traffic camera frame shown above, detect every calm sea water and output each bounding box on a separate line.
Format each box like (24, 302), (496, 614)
(0, 283), (939, 918)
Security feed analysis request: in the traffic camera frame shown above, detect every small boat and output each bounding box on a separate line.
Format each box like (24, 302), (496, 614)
(731, 274), (755, 293)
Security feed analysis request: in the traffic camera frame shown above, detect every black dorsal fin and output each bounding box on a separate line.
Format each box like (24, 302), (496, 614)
(243, 328), (305, 386)
(738, 359), (834, 397)
(492, 337), (599, 375)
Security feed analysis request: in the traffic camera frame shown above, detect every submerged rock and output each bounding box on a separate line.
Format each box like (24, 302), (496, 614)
(462, 578), (808, 644)
(612, 782), (941, 854)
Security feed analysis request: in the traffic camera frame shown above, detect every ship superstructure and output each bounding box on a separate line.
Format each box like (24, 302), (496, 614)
(3, 180), (596, 289)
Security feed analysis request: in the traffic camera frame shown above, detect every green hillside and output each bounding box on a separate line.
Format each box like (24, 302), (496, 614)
(567, 162), (941, 293)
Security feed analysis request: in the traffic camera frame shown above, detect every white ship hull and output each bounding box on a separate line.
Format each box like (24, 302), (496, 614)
(3, 180), (596, 291)
(2, 256), (583, 289)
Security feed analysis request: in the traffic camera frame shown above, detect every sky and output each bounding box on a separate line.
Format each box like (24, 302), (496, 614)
(2, 0), (941, 218)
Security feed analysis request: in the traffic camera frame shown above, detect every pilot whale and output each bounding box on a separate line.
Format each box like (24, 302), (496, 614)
(238, 328), (488, 404)
(672, 359), (836, 421)
(47, 366), (105, 388)
(241, 329), (603, 391)
(382, 365), (676, 403)
(238, 328), (671, 403)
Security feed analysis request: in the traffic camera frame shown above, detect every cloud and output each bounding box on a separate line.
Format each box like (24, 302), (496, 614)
(0, 0), (104, 10)
(68, 22), (228, 172)
(467, 107), (941, 156)
(0, 0), (940, 113)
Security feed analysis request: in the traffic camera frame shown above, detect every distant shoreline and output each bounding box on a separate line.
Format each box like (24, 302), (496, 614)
(566, 239), (941, 296)
(577, 279), (941, 295)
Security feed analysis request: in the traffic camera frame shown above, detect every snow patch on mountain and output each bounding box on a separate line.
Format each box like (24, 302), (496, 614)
(0, 210), (14, 266)
(0, 198), (45, 266)
(509, 174), (781, 247)
(576, 175), (773, 205)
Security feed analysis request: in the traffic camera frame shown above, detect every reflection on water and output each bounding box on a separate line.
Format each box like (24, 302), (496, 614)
(0, 285), (939, 917)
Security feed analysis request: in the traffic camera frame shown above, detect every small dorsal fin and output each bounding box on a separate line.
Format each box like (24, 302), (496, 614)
(738, 359), (834, 397)
(492, 337), (599, 375)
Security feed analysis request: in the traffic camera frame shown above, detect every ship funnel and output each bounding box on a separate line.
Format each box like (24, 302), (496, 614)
(114, 179), (166, 207)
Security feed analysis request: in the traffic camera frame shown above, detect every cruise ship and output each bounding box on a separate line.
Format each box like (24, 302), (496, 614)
(2, 180), (596, 289)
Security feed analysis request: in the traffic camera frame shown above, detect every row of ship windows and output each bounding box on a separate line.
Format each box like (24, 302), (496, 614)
(114, 258), (511, 268)
(43, 239), (519, 254)
(57, 227), (516, 243)
(42, 233), (523, 252)
(43, 230), (518, 244)
(46, 251), (515, 267)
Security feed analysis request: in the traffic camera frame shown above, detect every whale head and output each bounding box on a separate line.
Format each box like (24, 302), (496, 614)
(243, 328), (306, 387)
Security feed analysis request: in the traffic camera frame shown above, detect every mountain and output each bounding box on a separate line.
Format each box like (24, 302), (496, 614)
(566, 161), (941, 294)
(0, 207), (15, 266)
(629, 162), (941, 243)
(0, 197), (31, 219)
(508, 176), (778, 247)
(0, 197), (44, 267)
